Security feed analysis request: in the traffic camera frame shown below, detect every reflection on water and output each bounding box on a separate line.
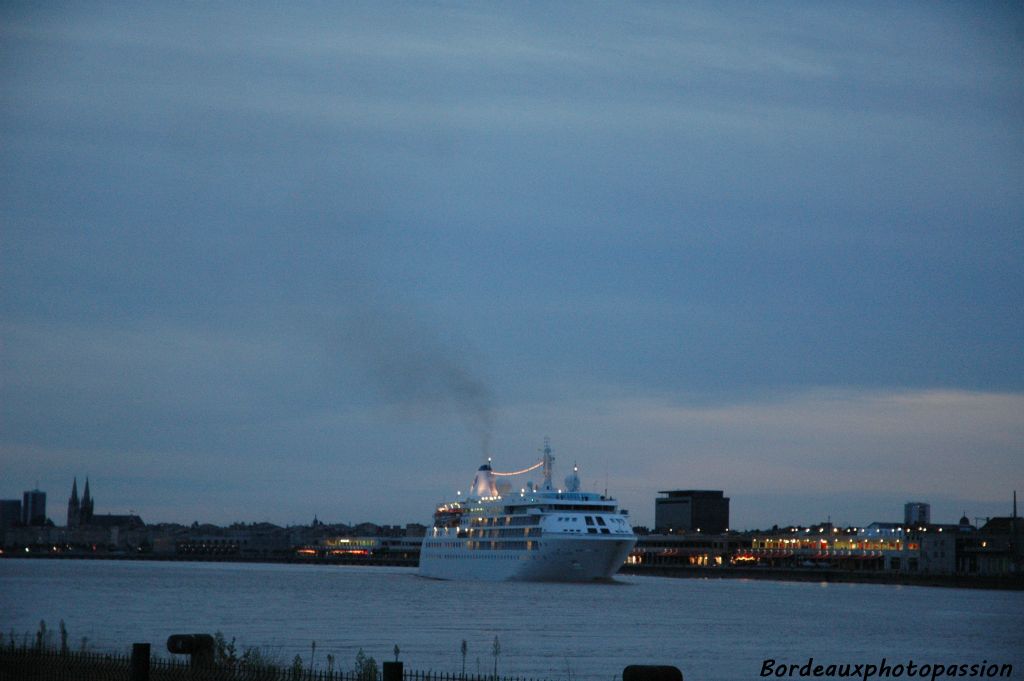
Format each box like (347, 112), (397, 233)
(2, 559), (1022, 681)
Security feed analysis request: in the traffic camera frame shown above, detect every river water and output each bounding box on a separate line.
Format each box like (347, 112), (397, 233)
(1, 559), (1021, 681)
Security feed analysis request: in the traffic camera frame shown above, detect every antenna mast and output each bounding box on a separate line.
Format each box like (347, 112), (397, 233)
(540, 437), (554, 490)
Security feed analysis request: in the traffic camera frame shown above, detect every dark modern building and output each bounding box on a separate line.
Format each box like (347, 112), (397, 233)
(0, 499), (22, 528)
(655, 490), (730, 534)
(22, 489), (46, 526)
(904, 501), (930, 526)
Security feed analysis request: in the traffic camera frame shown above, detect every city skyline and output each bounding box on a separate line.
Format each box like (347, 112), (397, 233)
(1, 474), (1018, 532)
(1, 4), (1022, 530)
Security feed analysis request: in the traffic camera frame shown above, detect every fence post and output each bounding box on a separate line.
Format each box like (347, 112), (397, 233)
(622, 666), (683, 681)
(383, 661), (403, 681)
(130, 643), (151, 681)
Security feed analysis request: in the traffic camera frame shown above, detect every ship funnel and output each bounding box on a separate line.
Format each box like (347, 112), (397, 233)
(470, 464), (499, 498)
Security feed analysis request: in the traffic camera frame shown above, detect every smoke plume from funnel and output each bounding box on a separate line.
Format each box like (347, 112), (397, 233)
(334, 299), (494, 456)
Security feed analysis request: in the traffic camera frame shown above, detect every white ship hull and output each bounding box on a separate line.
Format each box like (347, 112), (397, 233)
(419, 442), (637, 582)
(419, 534), (636, 582)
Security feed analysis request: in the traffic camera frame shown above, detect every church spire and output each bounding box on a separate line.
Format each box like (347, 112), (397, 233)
(67, 478), (80, 528)
(81, 477), (94, 524)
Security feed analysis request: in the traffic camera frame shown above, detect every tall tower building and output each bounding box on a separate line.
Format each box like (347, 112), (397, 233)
(904, 501), (930, 526)
(0, 500), (22, 528)
(67, 478), (81, 527)
(22, 489), (46, 526)
(655, 490), (730, 534)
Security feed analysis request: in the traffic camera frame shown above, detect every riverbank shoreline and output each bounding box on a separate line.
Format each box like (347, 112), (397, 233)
(620, 564), (1024, 590)
(4, 552), (1022, 589)
(1, 551), (418, 567)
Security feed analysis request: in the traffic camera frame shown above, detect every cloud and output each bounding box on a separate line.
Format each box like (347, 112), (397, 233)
(3, 382), (1020, 528)
(0, 320), (331, 452)
(0, 3), (1021, 530)
(493, 387), (1024, 527)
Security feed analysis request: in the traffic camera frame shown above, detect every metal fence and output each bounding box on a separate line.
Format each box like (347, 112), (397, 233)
(0, 646), (548, 681)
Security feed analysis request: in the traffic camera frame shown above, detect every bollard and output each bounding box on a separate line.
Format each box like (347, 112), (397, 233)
(130, 643), (150, 681)
(623, 665), (683, 681)
(383, 660), (404, 681)
(167, 634), (215, 669)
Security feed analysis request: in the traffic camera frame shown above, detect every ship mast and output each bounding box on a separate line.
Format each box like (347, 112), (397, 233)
(541, 437), (555, 490)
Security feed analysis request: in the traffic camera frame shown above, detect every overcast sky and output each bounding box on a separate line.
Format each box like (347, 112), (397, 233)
(2, 3), (1021, 530)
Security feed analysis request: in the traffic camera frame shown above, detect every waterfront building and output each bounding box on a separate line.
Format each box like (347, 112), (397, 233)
(0, 500), (21, 528)
(748, 521), (973, 576)
(353, 522), (382, 536)
(628, 533), (748, 567)
(380, 536), (422, 559)
(918, 529), (955, 575)
(295, 535), (422, 562)
(21, 489), (46, 526)
(1, 518), (150, 554)
(177, 535), (244, 556)
(0, 479), (147, 554)
(960, 514), (1023, 576)
(904, 502), (930, 526)
(320, 536), (379, 556)
(0, 499), (22, 545)
(655, 490), (729, 534)
(750, 525), (897, 571)
(174, 524), (292, 558)
(859, 522), (903, 538)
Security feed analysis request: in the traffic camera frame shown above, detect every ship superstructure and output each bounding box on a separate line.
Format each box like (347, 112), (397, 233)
(419, 440), (636, 581)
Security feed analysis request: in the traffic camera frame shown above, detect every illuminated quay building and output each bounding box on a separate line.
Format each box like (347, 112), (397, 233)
(627, 533), (748, 567)
(296, 536), (379, 558)
(296, 536), (422, 561)
(748, 525), (894, 570)
(745, 522), (962, 574)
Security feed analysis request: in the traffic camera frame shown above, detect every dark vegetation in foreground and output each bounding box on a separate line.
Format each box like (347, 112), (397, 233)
(0, 622), (544, 681)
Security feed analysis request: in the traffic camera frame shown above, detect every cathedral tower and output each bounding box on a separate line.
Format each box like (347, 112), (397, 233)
(67, 478), (80, 527)
(81, 477), (94, 525)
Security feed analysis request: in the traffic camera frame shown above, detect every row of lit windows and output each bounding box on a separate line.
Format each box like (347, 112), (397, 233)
(466, 540), (539, 551)
(754, 538), (921, 552)
(464, 527), (542, 538)
(430, 554), (530, 561)
(552, 515), (630, 527)
(533, 504), (616, 512)
(554, 527), (609, 535)
(467, 515), (540, 527)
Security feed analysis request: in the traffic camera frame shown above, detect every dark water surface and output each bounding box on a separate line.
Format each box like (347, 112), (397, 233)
(2, 559), (1022, 681)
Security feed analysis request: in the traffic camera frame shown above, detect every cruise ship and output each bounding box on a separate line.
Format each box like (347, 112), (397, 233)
(419, 441), (636, 581)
